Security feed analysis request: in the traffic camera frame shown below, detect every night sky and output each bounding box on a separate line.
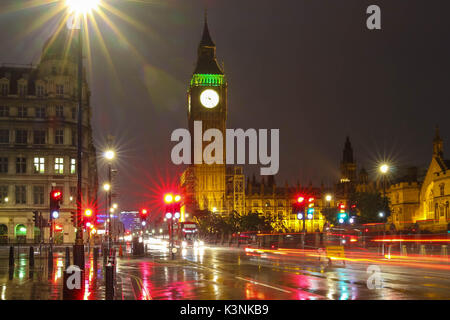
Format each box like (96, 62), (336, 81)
(0, 0), (450, 210)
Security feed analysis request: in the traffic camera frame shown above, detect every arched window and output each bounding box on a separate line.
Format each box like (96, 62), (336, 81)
(435, 203), (439, 220)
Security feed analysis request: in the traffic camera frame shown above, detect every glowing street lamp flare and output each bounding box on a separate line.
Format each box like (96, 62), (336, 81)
(325, 194), (332, 202)
(104, 150), (115, 160)
(103, 183), (111, 191)
(66, 0), (100, 14)
(380, 164), (389, 174)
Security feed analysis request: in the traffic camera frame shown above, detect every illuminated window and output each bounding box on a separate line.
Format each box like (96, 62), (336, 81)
(33, 157), (45, 174)
(54, 157), (64, 174)
(70, 158), (76, 174)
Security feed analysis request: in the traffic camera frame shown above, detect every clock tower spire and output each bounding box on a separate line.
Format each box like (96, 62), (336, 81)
(183, 14), (228, 217)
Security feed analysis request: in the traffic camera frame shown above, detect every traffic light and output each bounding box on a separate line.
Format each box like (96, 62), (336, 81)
(50, 190), (62, 220)
(70, 211), (76, 226)
(83, 208), (94, 228)
(139, 208), (149, 221)
(338, 203), (348, 224)
(33, 211), (39, 227)
(164, 193), (182, 220)
(173, 195), (181, 219)
(307, 197), (315, 220)
(293, 195), (306, 216)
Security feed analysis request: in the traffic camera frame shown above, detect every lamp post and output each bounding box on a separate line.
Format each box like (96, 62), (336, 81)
(66, 0), (101, 271)
(379, 163), (389, 218)
(104, 150), (115, 255)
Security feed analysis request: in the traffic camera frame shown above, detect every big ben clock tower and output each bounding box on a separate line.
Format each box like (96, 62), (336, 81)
(181, 15), (228, 217)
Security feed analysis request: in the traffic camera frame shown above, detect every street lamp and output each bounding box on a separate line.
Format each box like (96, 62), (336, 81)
(379, 163), (390, 221)
(104, 150), (115, 256)
(66, 0), (100, 14)
(325, 194), (332, 202)
(66, 0), (102, 271)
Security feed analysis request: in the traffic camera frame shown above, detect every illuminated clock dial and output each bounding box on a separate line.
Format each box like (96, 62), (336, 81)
(200, 89), (219, 109)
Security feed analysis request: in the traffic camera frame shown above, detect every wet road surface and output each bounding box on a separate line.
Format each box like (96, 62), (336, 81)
(1, 244), (449, 300)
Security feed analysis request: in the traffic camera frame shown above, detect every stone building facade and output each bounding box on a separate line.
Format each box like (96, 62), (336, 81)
(0, 28), (98, 243)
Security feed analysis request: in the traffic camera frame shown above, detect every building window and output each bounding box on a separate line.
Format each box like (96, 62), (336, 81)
(36, 106), (46, 118)
(0, 157), (8, 173)
(16, 157), (26, 174)
(15, 186), (26, 204)
(54, 157), (64, 174)
(55, 129), (64, 145)
(56, 84), (64, 95)
(70, 158), (76, 174)
(0, 106), (9, 117)
(55, 105), (64, 117)
(71, 107), (76, 120)
(18, 106), (28, 117)
(0, 186), (8, 203)
(0, 83), (8, 96)
(33, 157), (45, 174)
(33, 130), (46, 145)
(33, 186), (44, 205)
(440, 184), (445, 197)
(36, 85), (44, 97)
(18, 84), (27, 97)
(0, 129), (9, 144)
(15, 129), (27, 144)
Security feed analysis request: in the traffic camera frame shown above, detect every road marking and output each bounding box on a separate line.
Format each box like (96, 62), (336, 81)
(235, 276), (292, 293)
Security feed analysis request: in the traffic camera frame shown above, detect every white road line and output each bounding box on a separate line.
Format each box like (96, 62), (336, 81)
(235, 276), (292, 293)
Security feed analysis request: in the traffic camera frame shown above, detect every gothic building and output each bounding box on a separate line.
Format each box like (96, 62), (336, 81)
(179, 17), (326, 232)
(388, 127), (450, 232)
(0, 28), (98, 243)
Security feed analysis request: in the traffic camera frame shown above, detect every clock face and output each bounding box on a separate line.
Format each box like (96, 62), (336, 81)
(200, 89), (219, 109)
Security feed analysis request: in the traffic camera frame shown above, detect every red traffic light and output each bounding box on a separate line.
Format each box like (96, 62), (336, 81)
(297, 196), (305, 203)
(84, 208), (93, 217)
(140, 208), (148, 215)
(51, 190), (62, 201)
(339, 203), (346, 209)
(308, 197), (315, 203)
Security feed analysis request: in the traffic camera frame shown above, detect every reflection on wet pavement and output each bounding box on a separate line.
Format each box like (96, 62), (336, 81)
(1, 244), (449, 300)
